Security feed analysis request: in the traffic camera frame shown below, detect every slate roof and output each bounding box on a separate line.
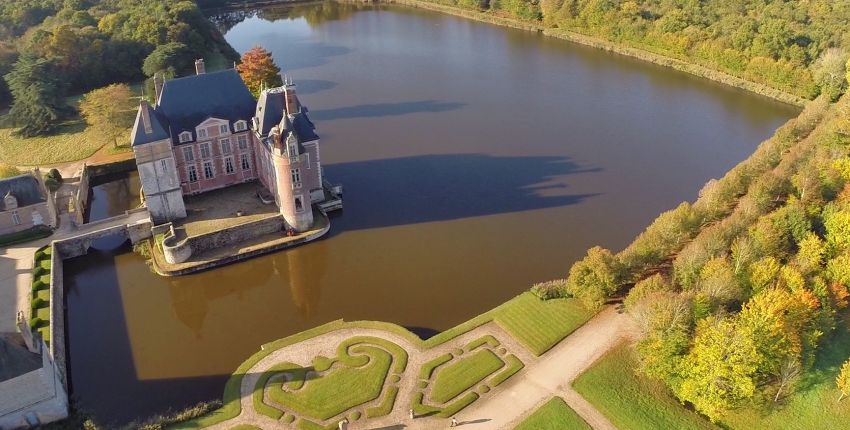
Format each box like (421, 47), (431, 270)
(130, 102), (170, 147)
(0, 336), (41, 383)
(0, 174), (45, 210)
(255, 88), (318, 143)
(156, 69), (257, 145)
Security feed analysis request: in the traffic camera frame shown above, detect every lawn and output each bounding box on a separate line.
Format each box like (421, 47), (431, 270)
(266, 345), (392, 421)
(572, 344), (718, 430)
(514, 397), (591, 430)
(494, 293), (595, 355)
(430, 348), (505, 403)
(720, 316), (850, 430)
(0, 119), (108, 166)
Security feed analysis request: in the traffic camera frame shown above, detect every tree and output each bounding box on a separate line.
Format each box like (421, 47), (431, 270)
(44, 168), (62, 192)
(142, 42), (191, 77)
(838, 358), (850, 401)
(79, 84), (135, 149)
(236, 46), (282, 97)
(565, 246), (623, 310)
(812, 48), (848, 101)
(4, 54), (66, 137)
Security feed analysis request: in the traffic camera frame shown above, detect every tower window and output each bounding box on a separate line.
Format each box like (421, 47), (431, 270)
(11, 210), (21, 225)
(179, 131), (192, 143)
(291, 168), (301, 186)
(220, 124), (229, 134)
(295, 197), (303, 213)
(198, 128), (207, 139)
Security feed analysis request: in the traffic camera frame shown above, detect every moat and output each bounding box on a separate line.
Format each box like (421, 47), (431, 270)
(64, 2), (799, 424)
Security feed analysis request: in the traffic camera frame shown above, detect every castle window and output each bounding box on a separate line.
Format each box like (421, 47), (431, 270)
(203, 161), (214, 179)
(200, 142), (211, 158)
(225, 157), (235, 174)
(221, 138), (231, 155)
(241, 153), (251, 170)
(294, 196), (304, 213)
(235, 120), (247, 132)
(11, 210), (21, 225)
(237, 135), (248, 150)
(182, 146), (194, 162)
(198, 128), (207, 139)
(187, 165), (198, 183)
(160, 159), (168, 173)
(291, 168), (301, 185)
(179, 131), (192, 143)
(220, 124), (229, 134)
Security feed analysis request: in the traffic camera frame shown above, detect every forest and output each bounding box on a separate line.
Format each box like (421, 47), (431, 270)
(0, 0), (238, 135)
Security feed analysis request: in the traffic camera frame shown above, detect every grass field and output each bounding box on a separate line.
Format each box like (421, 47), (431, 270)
(573, 344), (718, 430)
(494, 293), (595, 355)
(430, 348), (505, 403)
(514, 397), (592, 430)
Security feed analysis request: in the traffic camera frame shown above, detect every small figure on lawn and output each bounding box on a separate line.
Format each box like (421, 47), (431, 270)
(450, 417), (458, 427)
(338, 418), (349, 430)
(409, 408), (415, 419)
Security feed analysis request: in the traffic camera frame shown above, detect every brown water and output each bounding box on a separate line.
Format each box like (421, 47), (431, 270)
(64, 2), (799, 424)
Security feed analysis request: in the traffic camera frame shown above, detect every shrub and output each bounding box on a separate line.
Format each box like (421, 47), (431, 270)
(624, 274), (673, 310)
(530, 278), (569, 300)
(44, 168), (63, 192)
(32, 297), (47, 308)
(566, 246), (624, 310)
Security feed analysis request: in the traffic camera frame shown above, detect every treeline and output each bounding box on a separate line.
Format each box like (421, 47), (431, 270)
(545, 93), (850, 422)
(0, 0), (239, 135)
(423, 0), (849, 101)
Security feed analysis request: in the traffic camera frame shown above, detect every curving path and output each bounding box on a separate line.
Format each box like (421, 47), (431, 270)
(205, 306), (635, 430)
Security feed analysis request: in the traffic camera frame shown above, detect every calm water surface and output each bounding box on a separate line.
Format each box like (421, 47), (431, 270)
(64, 3), (799, 424)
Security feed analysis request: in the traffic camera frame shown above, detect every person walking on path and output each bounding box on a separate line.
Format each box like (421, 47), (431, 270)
(409, 409), (415, 419)
(450, 417), (458, 427)
(337, 418), (349, 430)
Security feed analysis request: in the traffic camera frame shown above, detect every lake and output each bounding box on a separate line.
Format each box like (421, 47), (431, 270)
(63, 2), (799, 424)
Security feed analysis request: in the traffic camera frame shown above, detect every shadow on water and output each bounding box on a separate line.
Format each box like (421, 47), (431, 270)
(274, 41), (352, 71)
(295, 79), (338, 95)
(310, 100), (467, 121)
(405, 326), (440, 340)
(323, 153), (601, 232)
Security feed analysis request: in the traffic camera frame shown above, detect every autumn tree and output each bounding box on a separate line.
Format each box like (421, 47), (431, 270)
(565, 246), (623, 310)
(79, 84), (135, 148)
(812, 49), (849, 101)
(838, 358), (850, 401)
(236, 46), (283, 97)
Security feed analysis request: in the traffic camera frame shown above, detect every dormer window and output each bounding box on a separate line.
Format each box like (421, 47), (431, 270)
(219, 124), (229, 134)
(198, 128), (207, 139)
(179, 131), (192, 143)
(234, 120), (247, 132)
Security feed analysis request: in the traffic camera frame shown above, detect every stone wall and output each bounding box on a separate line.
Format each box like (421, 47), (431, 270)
(162, 215), (285, 264)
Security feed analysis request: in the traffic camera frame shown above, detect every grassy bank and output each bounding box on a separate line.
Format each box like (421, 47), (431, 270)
(515, 397), (591, 430)
(573, 344), (718, 430)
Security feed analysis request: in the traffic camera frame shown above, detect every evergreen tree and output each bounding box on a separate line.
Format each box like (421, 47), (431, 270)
(4, 54), (66, 137)
(236, 46), (283, 97)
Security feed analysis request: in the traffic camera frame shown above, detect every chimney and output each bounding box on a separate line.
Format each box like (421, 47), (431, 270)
(153, 72), (164, 104)
(195, 59), (205, 75)
(140, 100), (153, 135)
(283, 77), (298, 115)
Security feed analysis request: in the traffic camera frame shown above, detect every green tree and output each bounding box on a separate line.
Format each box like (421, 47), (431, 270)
(812, 48), (848, 101)
(236, 46), (283, 97)
(838, 358), (850, 401)
(4, 54), (66, 137)
(79, 84), (135, 148)
(142, 42), (191, 77)
(566, 246), (623, 310)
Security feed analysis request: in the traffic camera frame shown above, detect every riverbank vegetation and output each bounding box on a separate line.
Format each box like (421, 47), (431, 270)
(562, 88), (850, 425)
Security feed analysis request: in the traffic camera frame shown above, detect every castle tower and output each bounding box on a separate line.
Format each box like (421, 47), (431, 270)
(270, 124), (314, 232)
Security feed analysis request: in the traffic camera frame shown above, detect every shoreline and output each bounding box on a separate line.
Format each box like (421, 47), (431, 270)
(216, 0), (807, 107)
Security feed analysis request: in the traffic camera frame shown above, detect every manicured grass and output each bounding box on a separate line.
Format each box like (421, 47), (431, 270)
(515, 397), (592, 430)
(266, 345), (392, 420)
(0, 120), (107, 166)
(494, 293), (594, 356)
(488, 354), (524, 387)
(720, 316), (850, 430)
(430, 349), (505, 403)
(573, 344), (717, 430)
(420, 353), (453, 380)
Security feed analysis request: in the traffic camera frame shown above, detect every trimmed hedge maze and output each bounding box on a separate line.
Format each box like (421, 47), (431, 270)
(413, 335), (524, 418)
(252, 336), (408, 430)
